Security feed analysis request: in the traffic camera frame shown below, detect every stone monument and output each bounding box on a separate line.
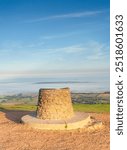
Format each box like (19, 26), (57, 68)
(36, 88), (74, 120)
(21, 87), (102, 130)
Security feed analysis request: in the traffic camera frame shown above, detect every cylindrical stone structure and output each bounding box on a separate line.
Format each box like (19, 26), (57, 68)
(36, 88), (74, 120)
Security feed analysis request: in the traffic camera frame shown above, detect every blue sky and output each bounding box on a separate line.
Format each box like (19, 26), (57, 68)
(0, 0), (110, 80)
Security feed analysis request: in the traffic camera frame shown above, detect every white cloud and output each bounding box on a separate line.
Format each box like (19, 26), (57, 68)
(41, 31), (87, 40)
(0, 40), (109, 59)
(25, 11), (103, 23)
(41, 33), (74, 40)
(0, 40), (109, 75)
(85, 41), (109, 61)
(46, 45), (85, 54)
(0, 40), (45, 56)
(0, 68), (109, 81)
(44, 42), (109, 58)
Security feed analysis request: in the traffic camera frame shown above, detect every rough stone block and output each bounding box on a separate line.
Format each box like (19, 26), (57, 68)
(36, 88), (74, 120)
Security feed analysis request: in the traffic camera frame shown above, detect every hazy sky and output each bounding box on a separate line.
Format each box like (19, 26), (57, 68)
(0, 0), (110, 79)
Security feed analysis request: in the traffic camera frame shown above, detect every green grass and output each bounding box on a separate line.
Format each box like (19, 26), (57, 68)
(73, 104), (110, 113)
(0, 103), (110, 113)
(0, 104), (36, 111)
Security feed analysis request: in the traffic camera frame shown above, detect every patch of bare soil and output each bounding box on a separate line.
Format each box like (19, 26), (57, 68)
(0, 110), (109, 150)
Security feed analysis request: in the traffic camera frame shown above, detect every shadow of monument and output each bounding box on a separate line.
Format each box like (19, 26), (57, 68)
(0, 108), (34, 123)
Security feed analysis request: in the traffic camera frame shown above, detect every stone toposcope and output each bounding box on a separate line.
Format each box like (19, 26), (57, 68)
(36, 88), (74, 120)
(21, 87), (102, 130)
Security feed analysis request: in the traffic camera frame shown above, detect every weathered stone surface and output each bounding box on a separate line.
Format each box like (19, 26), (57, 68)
(21, 112), (99, 130)
(36, 88), (74, 120)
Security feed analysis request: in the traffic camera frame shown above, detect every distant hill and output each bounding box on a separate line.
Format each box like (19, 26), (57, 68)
(0, 92), (110, 104)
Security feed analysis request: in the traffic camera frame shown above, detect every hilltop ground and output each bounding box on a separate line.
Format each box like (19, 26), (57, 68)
(0, 107), (109, 150)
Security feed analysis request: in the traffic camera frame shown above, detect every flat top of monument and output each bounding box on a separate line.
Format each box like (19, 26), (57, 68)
(39, 87), (70, 91)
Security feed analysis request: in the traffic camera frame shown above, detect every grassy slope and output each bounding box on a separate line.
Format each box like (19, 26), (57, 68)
(73, 104), (110, 113)
(0, 104), (110, 113)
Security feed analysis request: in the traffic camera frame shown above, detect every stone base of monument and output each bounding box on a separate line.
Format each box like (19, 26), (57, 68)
(21, 112), (102, 130)
(21, 88), (102, 130)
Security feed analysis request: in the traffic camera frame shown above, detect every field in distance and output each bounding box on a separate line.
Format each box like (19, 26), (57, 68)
(0, 103), (110, 113)
(0, 92), (110, 113)
(0, 92), (110, 105)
